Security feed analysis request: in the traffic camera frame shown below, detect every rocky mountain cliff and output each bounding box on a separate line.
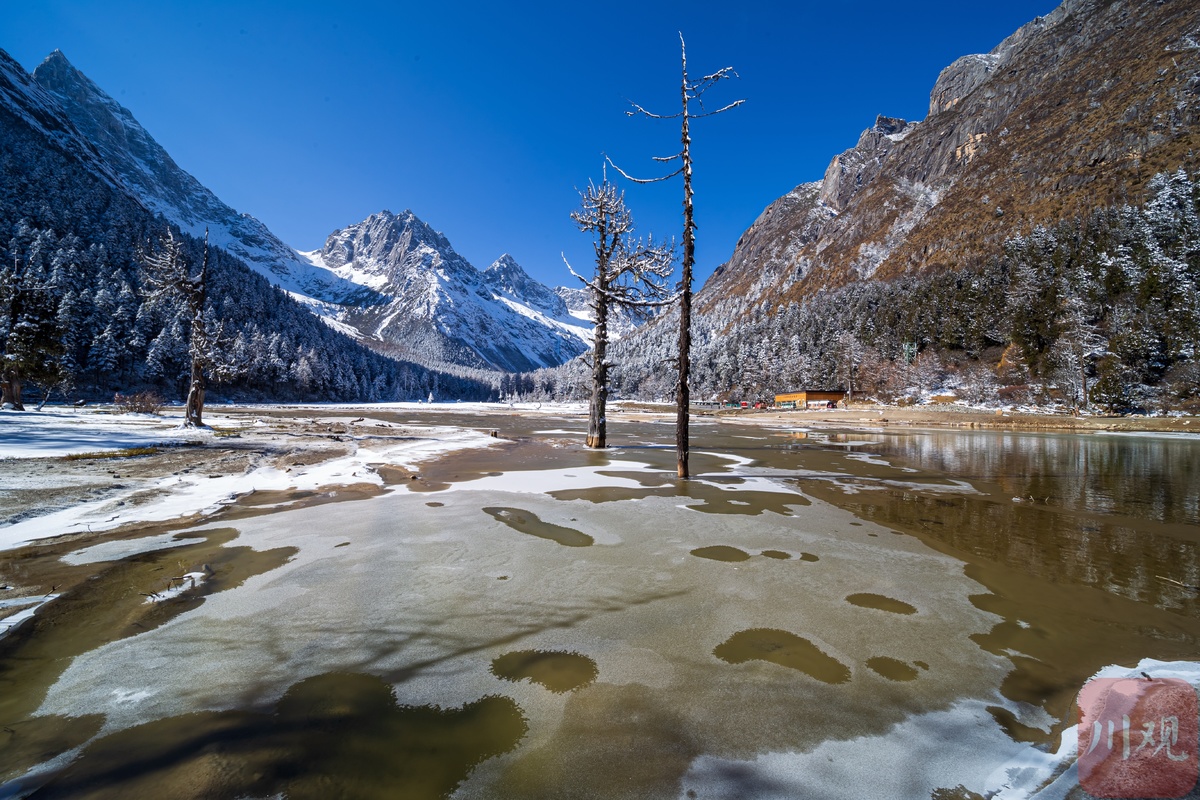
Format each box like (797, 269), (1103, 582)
(700, 0), (1200, 318)
(302, 211), (590, 372)
(30, 50), (368, 304)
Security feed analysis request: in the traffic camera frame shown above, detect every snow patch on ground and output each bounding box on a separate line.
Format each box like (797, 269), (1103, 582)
(0, 595), (59, 641)
(0, 406), (499, 552)
(0, 408), (202, 459)
(439, 459), (652, 495)
(62, 533), (209, 566)
(681, 658), (1200, 800)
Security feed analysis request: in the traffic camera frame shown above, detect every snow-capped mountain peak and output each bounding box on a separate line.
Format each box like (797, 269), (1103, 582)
(303, 211), (591, 372)
(26, 50), (602, 375)
(485, 254), (571, 319)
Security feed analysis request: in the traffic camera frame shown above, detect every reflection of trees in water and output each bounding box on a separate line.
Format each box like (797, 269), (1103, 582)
(806, 449), (1200, 744)
(31, 673), (528, 800)
(877, 431), (1199, 527)
(825, 481), (1198, 609)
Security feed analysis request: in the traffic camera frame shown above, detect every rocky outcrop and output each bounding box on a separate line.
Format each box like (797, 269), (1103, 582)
(928, 54), (1000, 117)
(818, 116), (916, 213)
(700, 0), (1200, 314)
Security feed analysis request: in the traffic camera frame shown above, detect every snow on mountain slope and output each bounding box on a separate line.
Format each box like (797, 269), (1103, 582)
(27, 49), (597, 374)
(554, 285), (656, 341)
(304, 211), (590, 372)
(0, 49), (128, 197)
(30, 50), (369, 304)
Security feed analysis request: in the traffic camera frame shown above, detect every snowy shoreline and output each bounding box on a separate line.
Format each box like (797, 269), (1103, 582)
(4, 399), (1197, 553)
(0, 404), (505, 552)
(1, 402), (1198, 799)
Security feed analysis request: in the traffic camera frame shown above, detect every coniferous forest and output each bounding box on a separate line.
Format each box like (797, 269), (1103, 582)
(0, 95), (493, 405)
(517, 170), (1200, 414)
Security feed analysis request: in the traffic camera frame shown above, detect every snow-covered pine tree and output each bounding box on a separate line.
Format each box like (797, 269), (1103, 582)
(141, 228), (230, 426)
(0, 250), (62, 409)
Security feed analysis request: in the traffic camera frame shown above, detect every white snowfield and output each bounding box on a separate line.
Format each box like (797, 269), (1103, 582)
(0, 407), (202, 459)
(0, 404), (504, 552)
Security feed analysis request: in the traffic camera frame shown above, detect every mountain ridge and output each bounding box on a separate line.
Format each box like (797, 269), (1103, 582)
(27, 50), (591, 374)
(30, 49), (371, 305)
(302, 210), (591, 372)
(698, 0), (1200, 317)
(0, 47), (494, 403)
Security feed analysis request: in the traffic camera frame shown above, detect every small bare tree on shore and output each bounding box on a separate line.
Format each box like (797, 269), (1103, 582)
(142, 229), (231, 427)
(565, 177), (674, 448)
(610, 33), (743, 478)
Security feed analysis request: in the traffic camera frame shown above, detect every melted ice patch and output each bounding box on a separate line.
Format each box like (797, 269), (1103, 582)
(440, 460), (654, 495)
(62, 533), (208, 566)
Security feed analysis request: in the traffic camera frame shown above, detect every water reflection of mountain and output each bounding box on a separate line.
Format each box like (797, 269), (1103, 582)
(881, 432), (1200, 527)
(800, 429), (1200, 745)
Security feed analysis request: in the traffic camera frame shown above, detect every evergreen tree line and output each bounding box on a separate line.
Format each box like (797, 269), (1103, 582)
(518, 170), (1200, 413)
(0, 102), (493, 404)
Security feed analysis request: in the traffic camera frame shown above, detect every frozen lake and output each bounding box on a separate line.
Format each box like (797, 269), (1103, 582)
(3, 410), (1199, 799)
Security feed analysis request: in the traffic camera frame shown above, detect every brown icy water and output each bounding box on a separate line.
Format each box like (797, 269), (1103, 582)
(2, 410), (1199, 799)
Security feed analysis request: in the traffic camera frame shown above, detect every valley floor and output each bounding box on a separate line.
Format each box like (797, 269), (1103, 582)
(1, 401), (1198, 799)
(2, 400), (1197, 555)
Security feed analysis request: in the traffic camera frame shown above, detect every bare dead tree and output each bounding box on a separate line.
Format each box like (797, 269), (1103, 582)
(142, 228), (230, 427)
(610, 33), (743, 478)
(564, 177), (674, 448)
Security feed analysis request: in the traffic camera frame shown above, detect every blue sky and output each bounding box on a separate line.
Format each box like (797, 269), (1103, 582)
(6, 1), (1058, 289)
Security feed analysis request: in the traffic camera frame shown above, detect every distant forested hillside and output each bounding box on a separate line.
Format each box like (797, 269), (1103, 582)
(519, 170), (1200, 414)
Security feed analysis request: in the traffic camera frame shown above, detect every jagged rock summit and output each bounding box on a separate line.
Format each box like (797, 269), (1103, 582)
(700, 0), (1200, 318)
(485, 253), (573, 320)
(302, 211), (590, 372)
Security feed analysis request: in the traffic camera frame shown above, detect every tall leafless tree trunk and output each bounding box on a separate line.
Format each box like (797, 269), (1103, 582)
(611, 34), (742, 478)
(565, 179), (673, 449)
(589, 286), (610, 448)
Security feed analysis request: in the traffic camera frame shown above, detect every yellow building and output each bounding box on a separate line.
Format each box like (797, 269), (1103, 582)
(774, 390), (846, 409)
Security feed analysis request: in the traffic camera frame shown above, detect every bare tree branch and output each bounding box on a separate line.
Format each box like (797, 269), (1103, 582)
(626, 101), (681, 120)
(606, 156), (682, 185)
(692, 99), (746, 118)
